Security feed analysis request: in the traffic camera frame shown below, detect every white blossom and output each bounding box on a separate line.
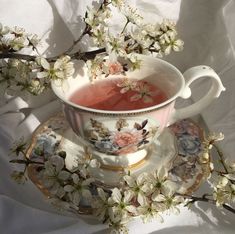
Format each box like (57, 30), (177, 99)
(130, 81), (154, 103)
(9, 37), (29, 51)
(116, 77), (138, 94)
(11, 26), (26, 36)
(140, 23), (162, 38)
(64, 173), (94, 206)
(92, 187), (110, 221)
(108, 188), (137, 224)
(40, 155), (70, 198)
(85, 6), (111, 27)
(28, 79), (45, 95)
(137, 198), (165, 223)
(73, 147), (100, 177)
(0, 23), (9, 35)
(152, 186), (183, 214)
(36, 56), (74, 82)
(123, 173), (151, 205)
(122, 5), (143, 25)
(127, 53), (142, 70)
(107, 34), (127, 57)
(148, 167), (178, 200)
(91, 25), (107, 46)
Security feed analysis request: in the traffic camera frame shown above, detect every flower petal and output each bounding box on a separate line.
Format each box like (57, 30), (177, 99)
(82, 177), (94, 186)
(64, 185), (74, 192)
(136, 173), (147, 186)
(137, 193), (148, 206)
(37, 71), (49, 79)
(72, 191), (81, 205)
(152, 194), (165, 202)
(97, 188), (107, 202)
(72, 173), (80, 184)
(40, 57), (50, 70)
(126, 205), (137, 214)
(157, 167), (168, 181)
(58, 170), (70, 180)
(123, 175), (136, 188)
(123, 190), (134, 203)
(82, 189), (92, 199)
(162, 181), (178, 197)
(50, 156), (65, 172)
(111, 188), (122, 203)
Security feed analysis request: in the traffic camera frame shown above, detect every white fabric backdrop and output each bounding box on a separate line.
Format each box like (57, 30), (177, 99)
(1, 0), (235, 233)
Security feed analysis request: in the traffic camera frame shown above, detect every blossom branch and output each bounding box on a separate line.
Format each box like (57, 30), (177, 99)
(0, 47), (106, 62)
(183, 194), (235, 214)
(9, 159), (44, 166)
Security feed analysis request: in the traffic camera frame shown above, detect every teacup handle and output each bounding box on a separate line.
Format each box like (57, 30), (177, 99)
(168, 65), (225, 125)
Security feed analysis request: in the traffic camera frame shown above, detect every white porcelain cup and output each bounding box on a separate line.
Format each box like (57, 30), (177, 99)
(52, 55), (225, 168)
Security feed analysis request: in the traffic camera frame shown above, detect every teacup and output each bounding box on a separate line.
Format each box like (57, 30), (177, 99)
(52, 55), (225, 169)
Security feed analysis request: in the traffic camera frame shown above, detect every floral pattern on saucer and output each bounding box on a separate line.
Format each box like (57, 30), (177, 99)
(169, 119), (206, 193)
(27, 114), (209, 202)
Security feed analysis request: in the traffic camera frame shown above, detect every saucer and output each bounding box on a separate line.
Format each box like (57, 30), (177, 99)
(61, 125), (177, 186)
(27, 113), (210, 210)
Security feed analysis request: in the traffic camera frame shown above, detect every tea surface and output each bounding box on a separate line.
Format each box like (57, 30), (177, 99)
(69, 78), (167, 111)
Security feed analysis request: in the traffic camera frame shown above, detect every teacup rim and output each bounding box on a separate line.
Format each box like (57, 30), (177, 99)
(52, 55), (185, 115)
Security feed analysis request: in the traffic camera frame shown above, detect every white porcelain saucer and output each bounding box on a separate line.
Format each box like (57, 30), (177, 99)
(27, 113), (210, 203)
(62, 126), (177, 186)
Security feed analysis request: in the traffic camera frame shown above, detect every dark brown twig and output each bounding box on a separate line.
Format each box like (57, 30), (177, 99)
(0, 47), (106, 62)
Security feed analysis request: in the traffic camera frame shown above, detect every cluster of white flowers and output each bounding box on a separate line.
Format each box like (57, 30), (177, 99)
(9, 129), (235, 233)
(83, 1), (183, 80)
(212, 174), (235, 207)
(37, 149), (97, 212)
(91, 168), (183, 228)
(0, 50), (74, 96)
(1, 0), (184, 94)
(0, 23), (75, 96)
(0, 24), (40, 52)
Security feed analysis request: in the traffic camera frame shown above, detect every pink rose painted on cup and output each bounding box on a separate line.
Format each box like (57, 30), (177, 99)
(113, 131), (142, 148)
(85, 118), (152, 155)
(112, 130), (144, 154)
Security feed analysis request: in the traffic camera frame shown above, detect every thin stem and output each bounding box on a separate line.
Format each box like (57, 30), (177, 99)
(213, 143), (229, 174)
(10, 159), (44, 165)
(0, 53), (36, 61)
(121, 19), (129, 34)
(182, 194), (235, 214)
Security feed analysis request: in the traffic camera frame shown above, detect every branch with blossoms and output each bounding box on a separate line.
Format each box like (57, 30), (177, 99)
(0, 0), (183, 98)
(182, 133), (235, 212)
(9, 130), (235, 233)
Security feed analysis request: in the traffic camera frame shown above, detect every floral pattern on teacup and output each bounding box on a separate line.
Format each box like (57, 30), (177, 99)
(85, 118), (157, 155)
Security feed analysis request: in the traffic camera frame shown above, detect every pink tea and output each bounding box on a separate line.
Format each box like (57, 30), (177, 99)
(69, 78), (168, 111)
